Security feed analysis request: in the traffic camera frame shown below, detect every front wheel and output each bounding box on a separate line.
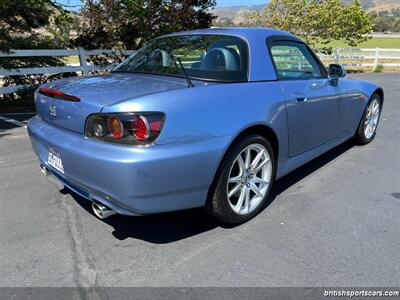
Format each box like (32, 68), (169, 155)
(205, 134), (275, 224)
(354, 93), (382, 145)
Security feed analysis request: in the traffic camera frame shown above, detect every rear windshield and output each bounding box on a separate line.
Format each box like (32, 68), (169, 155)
(113, 35), (249, 82)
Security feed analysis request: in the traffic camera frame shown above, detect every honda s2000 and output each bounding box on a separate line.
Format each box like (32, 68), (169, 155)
(28, 28), (383, 224)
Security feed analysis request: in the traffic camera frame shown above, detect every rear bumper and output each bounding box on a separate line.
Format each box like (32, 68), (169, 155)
(27, 116), (231, 215)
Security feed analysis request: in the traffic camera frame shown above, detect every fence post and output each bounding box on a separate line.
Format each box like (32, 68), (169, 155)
(78, 47), (89, 76)
(373, 47), (380, 71)
(335, 48), (340, 64)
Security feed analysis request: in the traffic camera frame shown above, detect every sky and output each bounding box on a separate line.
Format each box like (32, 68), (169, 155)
(56, 0), (268, 10)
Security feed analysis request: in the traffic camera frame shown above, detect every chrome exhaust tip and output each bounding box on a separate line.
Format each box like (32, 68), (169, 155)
(91, 202), (117, 219)
(40, 164), (49, 176)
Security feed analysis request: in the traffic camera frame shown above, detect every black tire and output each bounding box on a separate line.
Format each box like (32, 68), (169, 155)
(205, 134), (276, 224)
(354, 93), (382, 145)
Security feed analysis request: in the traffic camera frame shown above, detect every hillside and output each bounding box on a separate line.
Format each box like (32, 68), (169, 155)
(213, 4), (265, 24)
(344, 0), (400, 11)
(213, 0), (400, 24)
(368, 1), (400, 13)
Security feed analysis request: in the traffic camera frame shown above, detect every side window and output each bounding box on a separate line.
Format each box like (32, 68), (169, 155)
(270, 41), (323, 80)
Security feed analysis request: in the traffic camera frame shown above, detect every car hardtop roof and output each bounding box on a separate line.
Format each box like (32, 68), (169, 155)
(158, 27), (304, 82)
(160, 27), (301, 42)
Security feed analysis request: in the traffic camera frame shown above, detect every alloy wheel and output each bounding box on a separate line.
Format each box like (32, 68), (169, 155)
(364, 98), (380, 139)
(226, 143), (272, 215)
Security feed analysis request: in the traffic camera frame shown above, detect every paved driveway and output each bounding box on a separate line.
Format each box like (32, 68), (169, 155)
(1, 73), (399, 287)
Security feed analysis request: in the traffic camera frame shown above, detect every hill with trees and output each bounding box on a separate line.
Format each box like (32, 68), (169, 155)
(213, 0), (400, 32)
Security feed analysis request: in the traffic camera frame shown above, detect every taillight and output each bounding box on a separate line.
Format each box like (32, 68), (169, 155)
(85, 113), (165, 145)
(107, 116), (123, 138)
(132, 115), (148, 141)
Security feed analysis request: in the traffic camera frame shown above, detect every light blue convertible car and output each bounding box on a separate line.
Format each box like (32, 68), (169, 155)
(28, 28), (383, 224)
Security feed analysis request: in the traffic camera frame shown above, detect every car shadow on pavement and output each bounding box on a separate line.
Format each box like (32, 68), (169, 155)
(0, 121), (21, 131)
(64, 140), (355, 244)
(64, 189), (220, 243)
(0, 113), (35, 132)
(0, 133), (11, 139)
(269, 140), (354, 202)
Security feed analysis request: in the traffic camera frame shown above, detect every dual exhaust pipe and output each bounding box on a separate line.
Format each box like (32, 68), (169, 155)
(40, 164), (116, 220)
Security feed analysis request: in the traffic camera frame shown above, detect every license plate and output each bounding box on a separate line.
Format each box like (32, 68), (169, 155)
(48, 148), (64, 174)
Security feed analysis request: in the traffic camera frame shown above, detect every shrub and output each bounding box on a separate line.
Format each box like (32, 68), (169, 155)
(0, 85), (38, 110)
(373, 64), (384, 73)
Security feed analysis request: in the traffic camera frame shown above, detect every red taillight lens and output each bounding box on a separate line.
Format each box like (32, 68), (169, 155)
(132, 115), (148, 141)
(85, 113), (165, 145)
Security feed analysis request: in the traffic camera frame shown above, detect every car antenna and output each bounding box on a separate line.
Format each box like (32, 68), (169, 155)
(175, 56), (194, 88)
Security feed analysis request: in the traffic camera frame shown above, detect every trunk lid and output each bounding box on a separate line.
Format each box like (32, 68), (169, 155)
(35, 73), (188, 133)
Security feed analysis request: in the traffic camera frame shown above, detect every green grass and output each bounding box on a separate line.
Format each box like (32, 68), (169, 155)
(64, 56), (80, 64)
(318, 37), (400, 49)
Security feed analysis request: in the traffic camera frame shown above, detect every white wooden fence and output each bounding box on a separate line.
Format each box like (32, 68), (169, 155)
(1, 47), (399, 95)
(317, 48), (400, 69)
(0, 48), (135, 94)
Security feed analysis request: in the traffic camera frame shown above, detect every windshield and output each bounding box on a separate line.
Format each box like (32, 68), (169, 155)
(113, 35), (249, 82)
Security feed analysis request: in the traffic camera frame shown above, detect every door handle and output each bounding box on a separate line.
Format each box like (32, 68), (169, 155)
(296, 97), (307, 102)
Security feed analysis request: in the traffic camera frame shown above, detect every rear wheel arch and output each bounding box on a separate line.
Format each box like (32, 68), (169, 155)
(231, 125), (279, 164)
(211, 124), (279, 188)
(374, 88), (384, 105)
(205, 126), (279, 223)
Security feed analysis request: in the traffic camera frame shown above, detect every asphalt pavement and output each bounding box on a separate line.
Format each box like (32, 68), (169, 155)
(0, 73), (399, 288)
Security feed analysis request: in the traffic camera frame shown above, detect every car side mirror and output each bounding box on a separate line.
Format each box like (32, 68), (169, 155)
(328, 64), (346, 86)
(329, 64), (346, 78)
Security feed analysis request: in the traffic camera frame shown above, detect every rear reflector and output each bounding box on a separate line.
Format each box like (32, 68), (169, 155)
(38, 88), (80, 102)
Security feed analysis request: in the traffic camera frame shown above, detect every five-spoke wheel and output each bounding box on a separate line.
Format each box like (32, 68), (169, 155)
(227, 144), (272, 215)
(206, 134), (275, 224)
(364, 97), (380, 140)
(355, 93), (382, 145)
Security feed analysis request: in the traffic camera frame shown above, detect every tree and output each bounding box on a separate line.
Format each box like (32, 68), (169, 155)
(246, 0), (372, 48)
(371, 15), (400, 32)
(0, 0), (77, 106)
(74, 0), (216, 50)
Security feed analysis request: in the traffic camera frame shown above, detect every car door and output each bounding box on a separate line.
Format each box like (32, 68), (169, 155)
(269, 40), (340, 157)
